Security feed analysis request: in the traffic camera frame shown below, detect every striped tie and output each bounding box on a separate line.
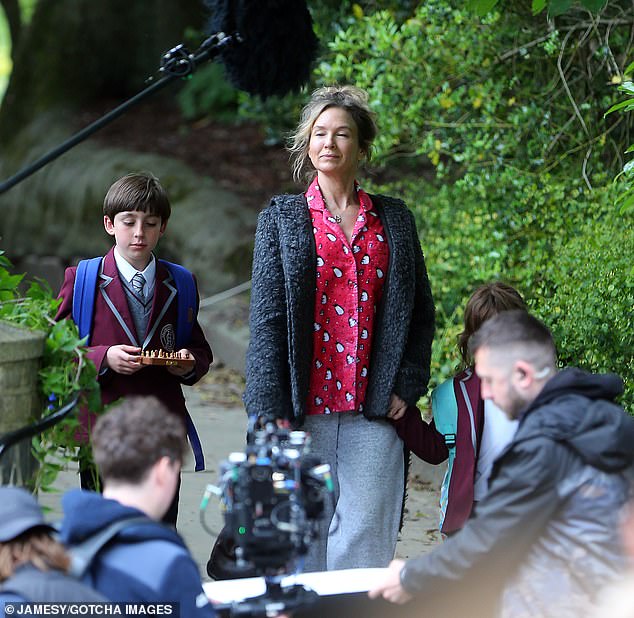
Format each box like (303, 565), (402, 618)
(131, 272), (146, 299)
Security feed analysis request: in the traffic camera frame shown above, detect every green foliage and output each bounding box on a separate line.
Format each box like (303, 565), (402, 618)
(176, 62), (239, 122)
(312, 0), (634, 412)
(467, 0), (608, 16)
(0, 251), (101, 491)
(535, 212), (634, 409)
(605, 63), (634, 214)
(319, 1), (630, 182)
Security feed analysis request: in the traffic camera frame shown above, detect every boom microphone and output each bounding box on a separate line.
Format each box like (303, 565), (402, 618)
(204, 0), (319, 98)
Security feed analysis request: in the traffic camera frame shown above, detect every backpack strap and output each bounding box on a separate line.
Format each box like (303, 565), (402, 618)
(0, 564), (108, 602)
(432, 378), (458, 449)
(0, 566), (38, 599)
(159, 260), (196, 351)
(68, 516), (153, 579)
(431, 378), (459, 532)
(72, 257), (102, 345)
(159, 260), (204, 472)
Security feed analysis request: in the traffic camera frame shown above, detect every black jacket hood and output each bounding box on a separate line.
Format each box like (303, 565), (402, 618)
(519, 368), (634, 472)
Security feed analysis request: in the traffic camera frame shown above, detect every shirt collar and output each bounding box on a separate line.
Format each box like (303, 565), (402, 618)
(113, 248), (156, 286)
(305, 177), (373, 213)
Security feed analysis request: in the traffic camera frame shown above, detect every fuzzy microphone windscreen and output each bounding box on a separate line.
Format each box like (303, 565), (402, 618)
(204, 0), (319, 98)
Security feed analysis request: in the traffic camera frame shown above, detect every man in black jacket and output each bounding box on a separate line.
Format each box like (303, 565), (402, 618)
(369, 310), (634, 618)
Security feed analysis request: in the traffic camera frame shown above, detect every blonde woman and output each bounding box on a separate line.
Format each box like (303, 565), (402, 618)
(245, 85), (435, 572)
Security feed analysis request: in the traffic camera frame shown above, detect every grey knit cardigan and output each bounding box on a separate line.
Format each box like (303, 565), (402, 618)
(244, 193), (435, 425)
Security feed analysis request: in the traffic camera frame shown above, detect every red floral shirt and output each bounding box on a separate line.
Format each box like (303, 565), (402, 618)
(305, 178), (390, 415)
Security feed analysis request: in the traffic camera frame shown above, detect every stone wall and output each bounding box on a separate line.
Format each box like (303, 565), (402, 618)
(0, 321), (46, 485)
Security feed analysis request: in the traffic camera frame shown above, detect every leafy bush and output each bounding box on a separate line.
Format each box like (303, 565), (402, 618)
(318, 1), (631, 181)
(366, 166), (633, 411)
(534, 209), (634, 410)
(0, 251), (101, 490)
(310, 1), (634, 413)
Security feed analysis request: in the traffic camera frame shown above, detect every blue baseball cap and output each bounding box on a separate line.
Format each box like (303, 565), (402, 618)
(0, 486), (55, 542)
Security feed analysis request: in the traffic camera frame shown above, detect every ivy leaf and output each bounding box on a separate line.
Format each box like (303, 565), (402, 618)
(0, 272), (24, 292)
(548, 0), (573, 17)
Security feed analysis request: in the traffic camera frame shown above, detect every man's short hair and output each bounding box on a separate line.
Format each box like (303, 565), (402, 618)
(92, 396), (187, 484)
(469, 310), (557, 369)
(103, 172), (171, 222)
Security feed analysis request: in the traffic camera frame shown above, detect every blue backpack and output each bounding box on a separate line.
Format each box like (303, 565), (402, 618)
(71, 256), (204, 471)
(431, 378), (458, 532)
(72, 257), (196, 349)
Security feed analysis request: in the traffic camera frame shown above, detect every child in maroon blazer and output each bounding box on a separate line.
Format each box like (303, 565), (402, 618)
(55, 172), (213, 525)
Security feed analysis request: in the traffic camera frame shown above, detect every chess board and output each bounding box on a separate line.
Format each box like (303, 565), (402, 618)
(138, 349), (195, 368)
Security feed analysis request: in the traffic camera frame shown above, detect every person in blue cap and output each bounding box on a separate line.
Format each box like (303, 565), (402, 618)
(0, 486), (105, 604)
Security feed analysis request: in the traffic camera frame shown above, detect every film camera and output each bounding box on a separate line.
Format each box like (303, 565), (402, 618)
(202, 416), (333, 576)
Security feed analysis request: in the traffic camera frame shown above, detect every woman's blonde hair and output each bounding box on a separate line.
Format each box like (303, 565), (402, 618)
(288, 85), (377, 183)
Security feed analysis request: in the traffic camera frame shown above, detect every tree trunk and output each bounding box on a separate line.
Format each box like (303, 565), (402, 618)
(0, 0), (205, 143)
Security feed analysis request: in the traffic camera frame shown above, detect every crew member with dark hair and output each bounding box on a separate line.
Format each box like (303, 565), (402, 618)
(370, 310), (634, 618)
(59, 396), (215, 617)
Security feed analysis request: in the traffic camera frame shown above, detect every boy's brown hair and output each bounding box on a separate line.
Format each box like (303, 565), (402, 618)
(458, 282), (526, 367)
(103, 172), (171, 222)
(92, 396), (186, 484)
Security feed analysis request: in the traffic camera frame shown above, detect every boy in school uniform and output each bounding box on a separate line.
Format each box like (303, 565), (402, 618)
(55, 172), (213, 525)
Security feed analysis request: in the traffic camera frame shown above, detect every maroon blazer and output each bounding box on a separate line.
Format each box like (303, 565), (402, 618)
(392, 369), (485, 534)
(55, 247), (213, 434)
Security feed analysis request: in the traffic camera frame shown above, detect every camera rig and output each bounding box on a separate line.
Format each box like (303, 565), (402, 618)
(201, 415), (335, 616)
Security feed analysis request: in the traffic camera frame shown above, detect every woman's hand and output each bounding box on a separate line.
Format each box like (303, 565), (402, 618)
(105, 345), (142, 375)
(368, 559), (413, 604)
(387, 393), (408, 420)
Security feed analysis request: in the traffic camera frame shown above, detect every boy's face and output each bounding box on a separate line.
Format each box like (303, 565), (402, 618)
(104, 211), (166, 271)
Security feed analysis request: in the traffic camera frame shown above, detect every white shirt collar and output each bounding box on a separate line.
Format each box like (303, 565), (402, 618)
(113, 248), (156, 288)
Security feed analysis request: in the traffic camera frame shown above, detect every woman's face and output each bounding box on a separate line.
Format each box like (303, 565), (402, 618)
(308, 106), (362, 180)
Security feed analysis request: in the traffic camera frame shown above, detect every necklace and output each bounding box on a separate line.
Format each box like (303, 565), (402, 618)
(322, 194), (344, 224)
